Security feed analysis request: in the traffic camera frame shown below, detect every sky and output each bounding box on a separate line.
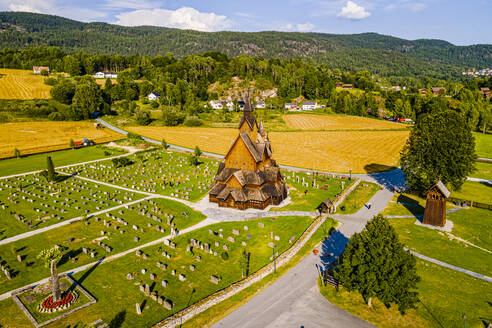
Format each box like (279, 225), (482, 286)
(1, 0), (491, 45)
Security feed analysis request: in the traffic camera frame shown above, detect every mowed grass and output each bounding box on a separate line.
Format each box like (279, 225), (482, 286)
(0, 146), (124, 177)
(319, 259), (492, 328)
(470, 162), (492, 180)
(388, 208), (492, 276)
(127, 126), (409, 173)
(0, 121), (124, 159)
(0, 197), (205, 294)
(474, 132), (492, 158)
(283, 114), (407, 131)
(0, 69), (51, 99)
(337, 181), (380, 214)
(0, 216), (315, 327)
(450, 180), (492, 204)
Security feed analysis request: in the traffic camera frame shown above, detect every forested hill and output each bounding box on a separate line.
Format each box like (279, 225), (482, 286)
(1, 11), (491, 78)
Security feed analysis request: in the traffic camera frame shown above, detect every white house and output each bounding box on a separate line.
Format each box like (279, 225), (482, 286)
(209, 100), (223, 110)
(94, 72), (105, 78)
(226, 101), (234, 111)
(284, 103), (298, 111)
(105, 72), (118, 78)
(33, 66), (49, 74)
(148, 93), (161, 101)
(302, 101), (317, 111)
(255, 101), (266, 109)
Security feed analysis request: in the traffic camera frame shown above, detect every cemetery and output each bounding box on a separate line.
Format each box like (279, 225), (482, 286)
(0, 173), (141, 238)
(58, 149), (220, 201)
(0, 197), (205, 294)
(0, 215), (318, 327)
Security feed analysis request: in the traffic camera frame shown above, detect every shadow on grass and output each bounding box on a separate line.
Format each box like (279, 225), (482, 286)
(395, 194), (425, 219)
(419, 300), (445, 328)
(68, 257), (105, 292)
(319, 229), (350, 272)
(109, 310), (126, 328)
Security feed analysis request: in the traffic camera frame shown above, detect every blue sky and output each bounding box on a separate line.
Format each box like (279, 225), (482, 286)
(1, 0), (491, 45)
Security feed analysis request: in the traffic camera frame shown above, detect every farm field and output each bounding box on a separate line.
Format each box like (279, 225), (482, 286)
(0, 215), (316, 327)
(319, 259), (491, 328)
(128, 126), (409, 173)
(0, 121), (124, 159)
(0, 69), (51, 99)
(0, 146), (125, 177)
(283, 114), (407, 131)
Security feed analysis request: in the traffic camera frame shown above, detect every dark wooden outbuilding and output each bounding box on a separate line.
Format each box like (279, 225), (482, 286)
(423, 180), (450, 227)
(317, 198), (334, 214)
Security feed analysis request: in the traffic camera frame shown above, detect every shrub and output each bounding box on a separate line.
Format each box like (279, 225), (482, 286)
(183, 115), (203, 126)
(0, 112), (13, 122)
(150, 100), (160, 108)
(221, 252), (229, 260)
(162, 108), (185, 126)
(44, 77), (57, 86)
(135, 110), (151, 126)
(48, 112), (65, 121)
(127, 132), (142, 140)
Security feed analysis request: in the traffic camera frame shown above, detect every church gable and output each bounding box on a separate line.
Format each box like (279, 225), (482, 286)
(225, 135), (257, 170)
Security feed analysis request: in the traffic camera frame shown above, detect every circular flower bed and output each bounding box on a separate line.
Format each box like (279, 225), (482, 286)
(37, 290), (78, 313)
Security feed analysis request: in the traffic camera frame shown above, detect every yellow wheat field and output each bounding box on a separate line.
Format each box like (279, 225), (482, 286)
(0, 69), (52, 99)
(0, 122), (124, 159)
(283, 114), (407, 131)
(128, 126), (409, 173)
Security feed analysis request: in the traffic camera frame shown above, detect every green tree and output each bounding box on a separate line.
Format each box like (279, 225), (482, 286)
(162, 138), (168, 149)
(64, 55), (81, 76)
(400, 110), (476, 192)
(135, 110), (151, 126)
(37, 245), (63, 302)
(72, 82), (103, 120)
(335, 215), (420, 314)
(50, 80), (76, 105)
(70, 138), (75, 149)
(194, 146), (202, 157)
(46, 156), (56, 182)
(14, 148), (20, 158)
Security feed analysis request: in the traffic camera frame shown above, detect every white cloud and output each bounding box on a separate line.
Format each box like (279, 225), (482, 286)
(384, 1), (427, 13)
(337, 1), (371, 20)
(3, 0), (53, 13)
(102, 0), (159, 10)
(115, 7), (232, 32)
(296, 22), (315, 32)
(405, 2), (426, 12)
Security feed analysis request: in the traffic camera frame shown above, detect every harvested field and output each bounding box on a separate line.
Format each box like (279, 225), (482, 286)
(283, 114), (407, 131)
(0, 69), (51, 99)
(95, 78), (117, 87)
(128, 126), (409, 173)
(0, 121), (124, 159)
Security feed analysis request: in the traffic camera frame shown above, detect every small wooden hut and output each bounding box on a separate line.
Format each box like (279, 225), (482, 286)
(422, 180), (450, 227)
(317, 198), (334, 214)
(209, 98), (287, 210)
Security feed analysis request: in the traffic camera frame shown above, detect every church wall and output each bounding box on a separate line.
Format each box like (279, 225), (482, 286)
(225, 138), (257, 170)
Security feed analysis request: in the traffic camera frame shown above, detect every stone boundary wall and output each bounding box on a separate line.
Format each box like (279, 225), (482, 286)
(154, 214), (328, 328)
(332, 178), (361, 211)
(12, 274), (97, 328)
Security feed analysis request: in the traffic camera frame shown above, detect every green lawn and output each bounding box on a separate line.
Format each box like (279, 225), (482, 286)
(0, 174), (142, 239)
(0, 198), (205, 294)
(470, 161), (492, 180)
(0, 216), (316, 327)
(58, 149), (220, 201)
(337, 181), (380, 214)
(450, 180), (492, 204)
(0, 146), (125, 177)
(276, 171), (346, 211)
(388, 208), (492, 277)
(319, 259), (492, 328)
(474, 132), (492, 158)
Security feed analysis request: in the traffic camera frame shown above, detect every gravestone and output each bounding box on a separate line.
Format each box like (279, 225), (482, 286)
(136, 303), (142, 315)
(258, 222), (264, 228)
(227, 236), (235, 243)
(232, 229), (239, 236)
(189, 265), (196, 271)
(210, 275), (220, 284)
(163, 300), (173, 310)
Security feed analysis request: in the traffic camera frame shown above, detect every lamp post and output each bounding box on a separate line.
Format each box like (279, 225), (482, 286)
(273, 245), (277, 274)
(462, 313), (466, 328)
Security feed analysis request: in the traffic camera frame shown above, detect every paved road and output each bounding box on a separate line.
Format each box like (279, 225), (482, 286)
(213, 189), (393, 328)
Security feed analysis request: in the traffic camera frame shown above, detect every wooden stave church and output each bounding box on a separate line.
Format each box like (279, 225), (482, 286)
(422, 180), (450, 227)
(209, 100), (288, 210)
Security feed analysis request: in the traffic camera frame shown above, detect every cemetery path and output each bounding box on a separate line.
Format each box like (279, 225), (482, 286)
(0, 196), (155, 246)
(466, 177), (492, 184)
(0, 149), (137, 180)
(0, 217), (218, 301)
(211, 191), (394, 328)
